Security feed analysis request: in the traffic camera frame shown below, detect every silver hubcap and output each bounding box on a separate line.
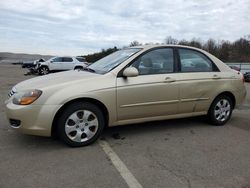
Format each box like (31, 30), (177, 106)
(214, 99), (231, 122)
(41, 68), (48, 75)
(65, 110), (99, 143)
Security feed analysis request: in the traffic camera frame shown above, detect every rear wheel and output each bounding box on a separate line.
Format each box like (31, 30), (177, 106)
(74, 66), (83, 71)
(57, 102), (105, 147)
(39, 66), (49, 75)
(208, 95), (233, 126)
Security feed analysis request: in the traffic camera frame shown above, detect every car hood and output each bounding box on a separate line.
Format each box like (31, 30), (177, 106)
(15, 70), (100, 91)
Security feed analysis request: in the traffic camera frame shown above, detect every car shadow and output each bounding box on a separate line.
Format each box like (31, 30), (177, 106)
(9, 116), (210, 148)
(102, 116), (210, 140)
(8, 133), (67, 149)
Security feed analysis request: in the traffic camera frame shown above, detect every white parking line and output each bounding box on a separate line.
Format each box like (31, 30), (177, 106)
(99, 140), (143, 188)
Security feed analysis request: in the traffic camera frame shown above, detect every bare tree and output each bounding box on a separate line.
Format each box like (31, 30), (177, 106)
(129, 41), (142, 47)
(189, 38), (202, 48)
(178, 39), (188, 45)
(204, 39), (218, 56)
(165, 36), (178, 44)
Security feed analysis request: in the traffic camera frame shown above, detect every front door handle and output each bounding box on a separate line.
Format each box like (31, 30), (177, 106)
(164, 77), (176, 83)
(212, 74), (221, 79)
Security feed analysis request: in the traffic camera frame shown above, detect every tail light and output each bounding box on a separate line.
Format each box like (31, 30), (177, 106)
(238, 72), (244, 82)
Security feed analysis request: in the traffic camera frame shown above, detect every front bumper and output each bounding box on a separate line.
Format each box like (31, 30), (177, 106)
(5, 101), (62, 137)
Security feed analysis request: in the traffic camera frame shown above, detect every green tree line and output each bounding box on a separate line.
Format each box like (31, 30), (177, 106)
(84, 47), (118, 63)
(165, 36), (250, 62)
(85, 36), (250, 63)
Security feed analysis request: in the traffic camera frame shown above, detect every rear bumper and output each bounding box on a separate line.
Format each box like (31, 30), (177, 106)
(234, 87), (247, 108)
(5, 101), (62, 137)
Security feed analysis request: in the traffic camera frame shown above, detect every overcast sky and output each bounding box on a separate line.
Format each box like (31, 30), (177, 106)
(0, 0), (249, 56)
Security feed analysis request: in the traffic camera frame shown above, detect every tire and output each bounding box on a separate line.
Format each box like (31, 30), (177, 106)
(39, 66), (49, 75)
(74, 66), (83, 71)
(207, 95), (233, 126)
(57, 102), (105, 147)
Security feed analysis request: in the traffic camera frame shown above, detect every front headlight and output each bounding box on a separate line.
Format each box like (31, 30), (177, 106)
(13, 89), (42, 105)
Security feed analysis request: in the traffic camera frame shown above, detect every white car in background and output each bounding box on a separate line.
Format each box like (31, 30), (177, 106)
(38, 56), (88, 75)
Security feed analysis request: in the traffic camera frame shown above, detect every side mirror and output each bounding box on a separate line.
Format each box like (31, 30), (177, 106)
(123, 67), (139, 77)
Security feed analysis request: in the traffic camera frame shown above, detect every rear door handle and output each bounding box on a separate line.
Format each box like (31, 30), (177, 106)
(212, 74), (221, 79)
(164, 77), (176, 83)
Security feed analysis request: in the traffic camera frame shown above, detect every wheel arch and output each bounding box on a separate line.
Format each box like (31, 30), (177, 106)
(39, 65), (49, 71)
(74, 66), (83, 70)
(40, 64), (49, 69)
(51, 97), (109, 138)
(212, 91), (236, 109)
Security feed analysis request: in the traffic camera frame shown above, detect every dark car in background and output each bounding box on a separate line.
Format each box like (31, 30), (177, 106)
(244, 72), (250, 82)
(229, 65), (241, 72)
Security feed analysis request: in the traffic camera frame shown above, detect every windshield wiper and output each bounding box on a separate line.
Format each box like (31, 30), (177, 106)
(83, 67), (95, 73)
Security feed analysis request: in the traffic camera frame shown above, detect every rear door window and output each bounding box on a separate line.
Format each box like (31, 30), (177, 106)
(63, 57), (73, 62)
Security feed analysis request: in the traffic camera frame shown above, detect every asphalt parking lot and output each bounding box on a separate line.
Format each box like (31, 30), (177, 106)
(0, 64), (250, 188)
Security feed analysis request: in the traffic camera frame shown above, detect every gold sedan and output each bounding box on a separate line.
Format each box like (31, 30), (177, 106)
(5, 45), (246, 147)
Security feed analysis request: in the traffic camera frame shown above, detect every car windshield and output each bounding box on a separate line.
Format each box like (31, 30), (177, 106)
(88, 48), (141, 74)
(47, 57), (55, 62)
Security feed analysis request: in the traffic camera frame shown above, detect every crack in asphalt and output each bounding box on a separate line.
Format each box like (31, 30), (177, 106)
(155, 161), (192, 188)
(146, 148), (192, 188)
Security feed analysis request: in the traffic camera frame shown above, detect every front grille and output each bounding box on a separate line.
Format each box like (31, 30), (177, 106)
(8, 87), (17, 98)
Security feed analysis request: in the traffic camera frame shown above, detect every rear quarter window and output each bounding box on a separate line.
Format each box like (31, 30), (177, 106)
(76, 57), (86, 62)
(179, 49), (215, 72)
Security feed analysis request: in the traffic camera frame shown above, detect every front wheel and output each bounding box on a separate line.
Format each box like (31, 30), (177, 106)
(57, 102), (105, 147)
(39, 66), (49, 75)
(208, 95), (233, 126)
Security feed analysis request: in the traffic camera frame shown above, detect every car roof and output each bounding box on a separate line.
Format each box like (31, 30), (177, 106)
(129, 44), (206, 53)
(52, 56), (85, 58)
